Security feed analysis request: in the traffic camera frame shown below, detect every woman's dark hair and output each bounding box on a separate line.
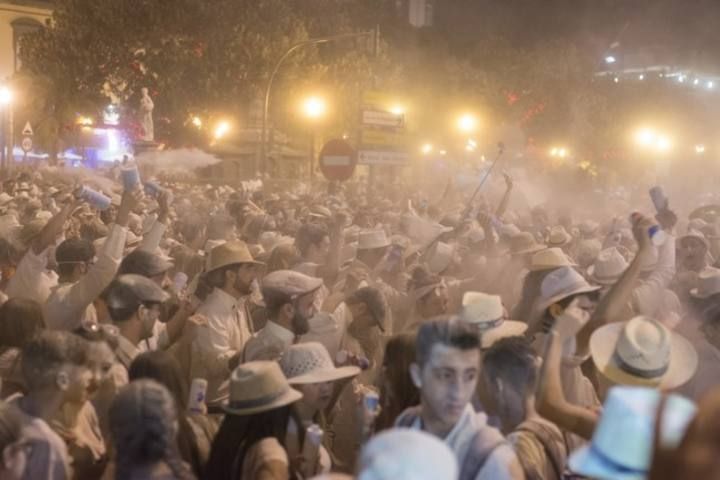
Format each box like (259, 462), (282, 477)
(0, 298), (44, 349)
(128, 351), (204, 478)
(375, 333), (420, 431)
(205, 407), (291, 480)
(512, 269), (553, 324)
(295, 223), (329, 257)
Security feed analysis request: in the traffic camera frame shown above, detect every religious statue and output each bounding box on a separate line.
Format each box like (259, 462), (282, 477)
(139, 87), (154, 142)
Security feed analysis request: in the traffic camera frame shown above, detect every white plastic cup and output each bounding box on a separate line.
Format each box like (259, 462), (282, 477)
(301, 424), (323, 477)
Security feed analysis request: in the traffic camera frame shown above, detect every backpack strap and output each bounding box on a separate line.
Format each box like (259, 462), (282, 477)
(458, 426), (507, 480)
(516, 420), (566, 480)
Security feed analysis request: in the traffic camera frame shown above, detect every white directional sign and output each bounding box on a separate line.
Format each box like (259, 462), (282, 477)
(22, 122), (33, 136)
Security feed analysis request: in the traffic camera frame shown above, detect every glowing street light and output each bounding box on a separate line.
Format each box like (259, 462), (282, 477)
(708, 81), (715, 89)
(695, 144), (706, 155)
(457, 114), (478, 133)
(0, 87), (12, 106)
(635, 128), (656, 147)
(302, 96), (327, 120)
(655, 136), (672, 152)
(421, 143), (433, 155)
(77, 116), (93, 127)
(389, 104), (405, 116)
(191, 116), (203, 128)
(605, 55), (617, 64)
(213, 121), (231, 140)
(549, 146), (569, 158)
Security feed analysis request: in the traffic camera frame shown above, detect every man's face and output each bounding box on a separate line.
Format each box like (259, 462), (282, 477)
(233, 264), (259, 295)
(86, 342), (114, 398)
(415, 344), (480, 430)
(291, 291), (318, 335)
(681, 238), (707, 270)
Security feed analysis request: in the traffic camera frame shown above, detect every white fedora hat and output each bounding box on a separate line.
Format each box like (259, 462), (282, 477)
(357, 229), (391, 250)
(587, 247), (629, 285)
(223, 361), (302, 416)
(590, 316), (698, 389)
(280, 342), (359, 385)
(579, 220), (600, 236)
(679, 229), (709, 250)
(546, 226), (572, 247)
(460, 292), (527, 349)
(569, 386), (697, 480)
(689, 267), (720, 299)
(529, 247), (577, 272)
(535, 266), (601, 313)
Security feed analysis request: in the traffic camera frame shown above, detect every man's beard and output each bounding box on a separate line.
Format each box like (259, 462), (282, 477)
(291, 310), (310, 336)
(234, 277), (252, 295)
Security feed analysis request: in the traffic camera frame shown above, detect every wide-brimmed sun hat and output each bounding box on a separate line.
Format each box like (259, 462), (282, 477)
(535, 266), (601, 313)
(529, 247), (577, 272)
(590, 316), (698, 389)
(223, 361), (302, 416)
(546, 226), (573, 247)
(509, 232), (546, 256)
(206, 240), (263, 273)
(569, 386), (696, 480)
(280, 342), (359, 385)
(690, 267), (720, 299)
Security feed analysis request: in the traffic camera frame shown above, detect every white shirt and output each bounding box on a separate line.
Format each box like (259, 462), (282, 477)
(6, 247), (58, 304)
(191, 288), (252, 404)
(45, 224), (127, 331)
(243, 320), (295, 362)
(407, 405), (524, 480)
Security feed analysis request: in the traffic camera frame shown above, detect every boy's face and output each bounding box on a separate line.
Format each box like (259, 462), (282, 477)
(61, 363), (92, 405)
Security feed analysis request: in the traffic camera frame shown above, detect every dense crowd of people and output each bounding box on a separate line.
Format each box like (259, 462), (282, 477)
(0, 161), (718, 479)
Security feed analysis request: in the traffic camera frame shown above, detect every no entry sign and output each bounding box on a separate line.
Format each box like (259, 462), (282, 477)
(319, 139), (357, 182)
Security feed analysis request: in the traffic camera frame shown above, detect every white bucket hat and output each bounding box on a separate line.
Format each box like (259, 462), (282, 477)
(569, 386), (696, 480)
(460, 292), (527, 349)
(546, 226), (572, 247)
(535, 266), (601, 313)
(358, 429), (458, 480)
(590, 316), (698, 389)
(587, 247), (629, 285)
(357, 229), (391, 250)
(280, 342), (359, 385)
(689, 267), (720, 299)
(529, 247), (577, 272)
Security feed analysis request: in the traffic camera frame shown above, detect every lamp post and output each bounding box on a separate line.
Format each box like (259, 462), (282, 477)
(301, 96), (327, 181)
(0, 87), (13, 170)
(260, 29), (378, 176)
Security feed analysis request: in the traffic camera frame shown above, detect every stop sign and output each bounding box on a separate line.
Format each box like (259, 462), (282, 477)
(319, 139), (357, 182)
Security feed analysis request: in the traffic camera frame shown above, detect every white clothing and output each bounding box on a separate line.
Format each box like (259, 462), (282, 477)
(6, 247), (58, 304)
(404, 405), (524, 480)
(243, 320), (295, 362)
(191, 288), (253, 403)
(45, 225), (127, 331)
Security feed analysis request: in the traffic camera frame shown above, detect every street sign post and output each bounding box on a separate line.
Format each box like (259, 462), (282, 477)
(318, 139), (357, 182)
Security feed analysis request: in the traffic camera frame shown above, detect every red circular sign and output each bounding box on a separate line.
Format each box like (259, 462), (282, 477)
(319, 139), (357, 182)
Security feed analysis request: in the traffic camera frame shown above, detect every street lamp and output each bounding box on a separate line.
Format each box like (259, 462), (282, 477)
(389, 104), (405, 116)
(0, 87), (12, 106)
(191, 116), (203, 128)
(695, 144), (706, 155)
(421, 143), (433, 155)
(457, 114), (478, 133)
(549, 146), (569, 158)
(302, 96), (327, 120)
(213, 121), (231, 140)
(605, 55), (617, 64)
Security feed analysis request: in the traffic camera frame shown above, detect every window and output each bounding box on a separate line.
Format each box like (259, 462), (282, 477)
(12, 17), (44, 72)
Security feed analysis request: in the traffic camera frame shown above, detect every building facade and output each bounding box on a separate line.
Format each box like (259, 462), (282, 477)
(0, 1), (52, 80)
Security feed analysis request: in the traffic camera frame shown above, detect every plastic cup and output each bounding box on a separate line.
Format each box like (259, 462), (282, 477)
(187, 378), (208, 414)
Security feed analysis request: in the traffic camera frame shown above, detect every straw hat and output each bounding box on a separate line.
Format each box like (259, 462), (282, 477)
(357, 229), (391, 250)
(569, 386), (697, 480)
(509, 232), (546, 256)
(535, 266), (601, 313)
(579, 220), (600, 236)
(690, 267), (720, 299)
(529, 247), (577, 272)
(679, 229), (709, 250)
(546, 226), (572, 247)
(223, 361), (302, 416)
(590, 316), (698, 389)
(0, 193), (12, 206)
(460, 292), (527, 349)
(280, 342), (359, 385)
(206, 240), (262, 273)
(587, 247), (629, 285)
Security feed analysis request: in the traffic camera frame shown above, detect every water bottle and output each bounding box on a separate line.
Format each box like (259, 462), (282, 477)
(121, 161), (141, 191)
(77, 186), (112, 211)
(630, 212), (667, 246)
